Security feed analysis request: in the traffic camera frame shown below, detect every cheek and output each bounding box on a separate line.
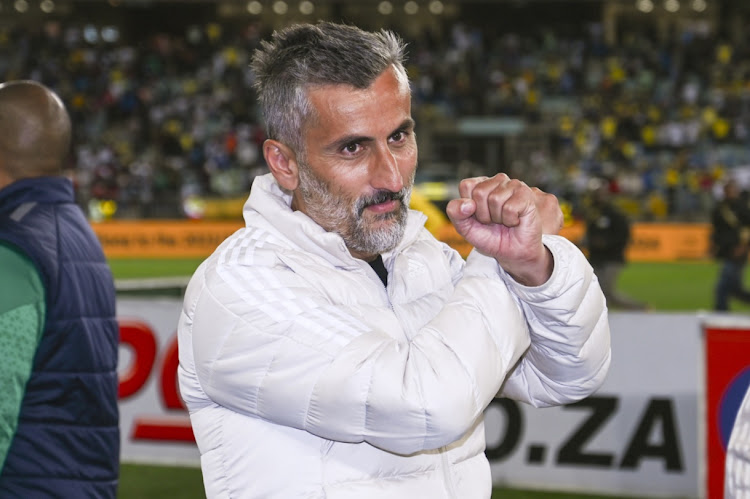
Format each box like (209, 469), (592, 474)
(324, 169), (371, 206)
(397, 145), (418, 178)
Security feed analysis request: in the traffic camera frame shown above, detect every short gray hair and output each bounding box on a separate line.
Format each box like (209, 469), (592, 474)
(251, 22), (408, 156)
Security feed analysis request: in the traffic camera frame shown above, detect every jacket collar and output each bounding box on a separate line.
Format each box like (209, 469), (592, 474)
(245, 173), (426, 267)
(0, 176), (74, 215)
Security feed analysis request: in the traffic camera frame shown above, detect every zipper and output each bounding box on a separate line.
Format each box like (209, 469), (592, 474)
(363, 257), (458, 496)
(440, 447), (459, 498)
(360, 259), (396, 314)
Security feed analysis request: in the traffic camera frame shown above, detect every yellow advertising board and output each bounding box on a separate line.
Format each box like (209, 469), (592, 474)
(92, 219), (714, 262)
(92, 220), (243, 258)
(627, 223), (712, 261)
(556, 222), (712, 262)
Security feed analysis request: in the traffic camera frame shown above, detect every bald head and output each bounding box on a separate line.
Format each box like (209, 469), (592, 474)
(0, 80), (72, 182)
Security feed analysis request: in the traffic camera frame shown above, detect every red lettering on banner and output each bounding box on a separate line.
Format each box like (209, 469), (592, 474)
(118, 320), (157, 399)
(118, 319), (195, 444)
(160, 336), (186, 410)
(132, 417), (195, 442)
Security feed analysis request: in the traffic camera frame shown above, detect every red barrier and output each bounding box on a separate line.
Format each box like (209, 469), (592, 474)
(704, 325), (750, 498)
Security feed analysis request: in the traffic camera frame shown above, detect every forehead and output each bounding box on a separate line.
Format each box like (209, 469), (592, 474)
(305, 66), (411, 136)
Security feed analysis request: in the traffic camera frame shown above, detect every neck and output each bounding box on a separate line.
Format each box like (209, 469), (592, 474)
(351, 249), (378, 262)
(0, 171), (12, 191)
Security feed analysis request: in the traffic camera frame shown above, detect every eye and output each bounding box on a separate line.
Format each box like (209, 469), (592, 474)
(342, 142), (362, 155)
(390, 129), (409, 144)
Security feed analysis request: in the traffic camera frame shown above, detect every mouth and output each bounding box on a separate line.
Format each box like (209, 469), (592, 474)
(364, 199), (400, 214)
(358, 190), (404, 217)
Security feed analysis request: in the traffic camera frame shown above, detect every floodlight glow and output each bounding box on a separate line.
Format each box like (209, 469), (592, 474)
(14, 0), (28, 12)
(83, 25), (98, 43)
(664, 0), (679, 12)
(247, 0), (262, 14)
(636, 0), (654, 12)
(428, 0), (444, 14)
(40, 0), (54, 13)
(404, 0), (418, 15)
(299, 0), (313, 14)
(377, 1), (392, 15)
(102, 26), (119, 42)
(691, 0), (706, 12)
(272, 0), (288, 14)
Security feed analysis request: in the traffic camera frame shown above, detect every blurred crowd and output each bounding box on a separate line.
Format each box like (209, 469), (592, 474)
(1, 15), (749, 221)
(408, 22), (750, 222)
(1, 20), (270, 219)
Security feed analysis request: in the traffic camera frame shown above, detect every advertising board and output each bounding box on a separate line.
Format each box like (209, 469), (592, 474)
(96, 221), (712, 262)
(117, 300), (716, 497)
(487, 313), (701, 497)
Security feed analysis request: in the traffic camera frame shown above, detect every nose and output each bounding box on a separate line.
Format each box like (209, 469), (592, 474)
(371, 143), (404, 193)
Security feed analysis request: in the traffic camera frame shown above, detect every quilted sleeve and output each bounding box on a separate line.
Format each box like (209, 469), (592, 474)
(496, 234), (612, 406)
(179, 248), (531, 456)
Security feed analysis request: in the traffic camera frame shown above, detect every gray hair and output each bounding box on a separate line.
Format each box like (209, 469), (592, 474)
(251, 22), (408, 157)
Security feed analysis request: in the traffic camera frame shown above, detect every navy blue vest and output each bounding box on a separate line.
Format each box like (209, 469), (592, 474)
(0, 177), (119, 498)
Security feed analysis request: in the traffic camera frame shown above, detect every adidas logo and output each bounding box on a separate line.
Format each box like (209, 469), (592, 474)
(408, 259), (427, 278)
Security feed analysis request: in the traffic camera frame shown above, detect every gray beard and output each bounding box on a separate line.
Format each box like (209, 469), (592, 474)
(297, 163), (412, 256)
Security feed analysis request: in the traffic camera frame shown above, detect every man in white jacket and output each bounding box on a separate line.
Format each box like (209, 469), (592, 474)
(178, 22), (611, 498)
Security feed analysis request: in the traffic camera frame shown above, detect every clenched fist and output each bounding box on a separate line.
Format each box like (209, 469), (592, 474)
(445, 174), (562, 286)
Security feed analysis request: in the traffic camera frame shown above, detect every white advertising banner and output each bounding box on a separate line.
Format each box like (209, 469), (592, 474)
(487, 313), (702, 498)
(116, 299), (705, 497)
(117, 298), (200, 466)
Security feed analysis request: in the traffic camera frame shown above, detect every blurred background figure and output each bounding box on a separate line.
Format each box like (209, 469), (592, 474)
(0, 80), (119, 498)
(584, 177), (649, 311)
(710, 179), (750, 311)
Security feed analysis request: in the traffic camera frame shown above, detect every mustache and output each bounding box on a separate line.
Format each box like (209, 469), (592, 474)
(356, 189), (407, 216)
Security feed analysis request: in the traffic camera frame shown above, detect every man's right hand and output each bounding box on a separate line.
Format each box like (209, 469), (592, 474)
(445, 174), (561, 286)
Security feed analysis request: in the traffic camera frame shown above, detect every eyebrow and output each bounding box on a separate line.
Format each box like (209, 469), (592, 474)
(325, 118), (416, 153)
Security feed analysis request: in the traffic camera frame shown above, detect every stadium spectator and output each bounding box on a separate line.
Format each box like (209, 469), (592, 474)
(583, 178), (649, 310)
(0, 81), (119, 497)
(177, 22), (611, 498)
(710, 179), (750, 311)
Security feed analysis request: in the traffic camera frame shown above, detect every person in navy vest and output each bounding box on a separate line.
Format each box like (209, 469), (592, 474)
(0, 80), (119, 498)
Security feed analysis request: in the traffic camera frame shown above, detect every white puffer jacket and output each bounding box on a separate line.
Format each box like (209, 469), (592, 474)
(178, 173), (611, 499)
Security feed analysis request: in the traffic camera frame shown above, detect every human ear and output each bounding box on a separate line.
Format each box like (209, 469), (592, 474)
(263, 139), (299, 191)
